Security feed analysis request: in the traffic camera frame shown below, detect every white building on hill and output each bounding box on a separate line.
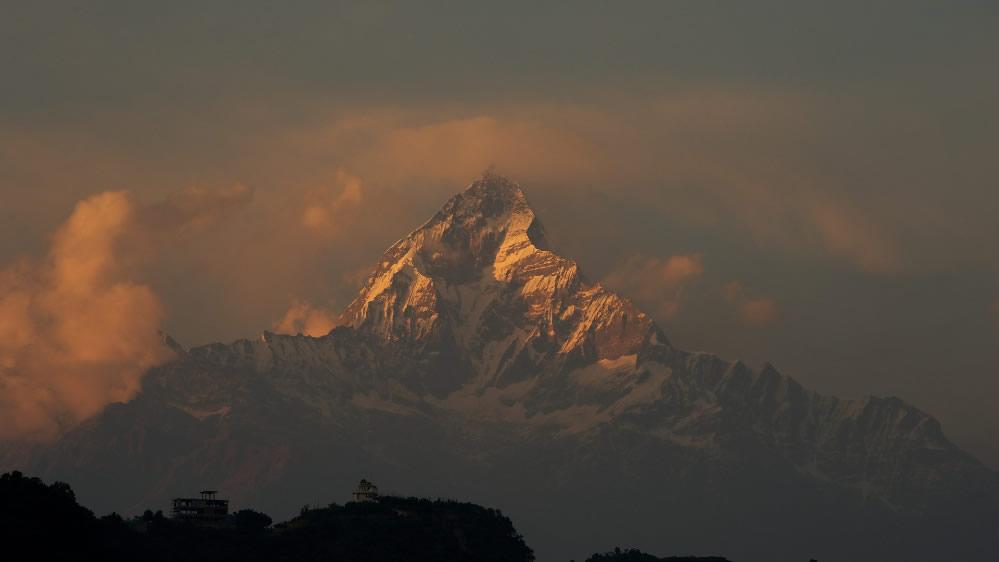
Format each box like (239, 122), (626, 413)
(352, 479), (378, 502)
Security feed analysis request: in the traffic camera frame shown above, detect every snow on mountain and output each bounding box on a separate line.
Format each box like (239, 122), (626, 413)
(151, 172), (979, 470)
(337, 172), (658, 401)
(142, 172), (987, 509)
(8, 171), (998, 562)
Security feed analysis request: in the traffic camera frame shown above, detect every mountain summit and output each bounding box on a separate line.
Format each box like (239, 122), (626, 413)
(6, 173), (998, 562)
(339, 172), (655, 400)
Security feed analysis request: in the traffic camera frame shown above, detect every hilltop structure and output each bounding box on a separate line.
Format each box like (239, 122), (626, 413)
(351, 479), (378, 502)
(171, 490), (229, 522)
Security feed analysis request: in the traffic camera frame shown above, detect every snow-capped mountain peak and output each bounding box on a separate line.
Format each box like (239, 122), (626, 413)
(337, 172), (659, 394)
(19, 172), (997, 562)
(339, 172), (546, 331)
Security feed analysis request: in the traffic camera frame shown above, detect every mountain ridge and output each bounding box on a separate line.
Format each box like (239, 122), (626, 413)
(4, 172), (997, 562)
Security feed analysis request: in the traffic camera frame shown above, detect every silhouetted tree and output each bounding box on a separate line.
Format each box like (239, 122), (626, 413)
(0, 471), (102, 560)
(234, 509), (273, 533)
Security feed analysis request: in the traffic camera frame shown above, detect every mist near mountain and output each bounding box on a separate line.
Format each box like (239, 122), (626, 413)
(3, 173), (997, 562)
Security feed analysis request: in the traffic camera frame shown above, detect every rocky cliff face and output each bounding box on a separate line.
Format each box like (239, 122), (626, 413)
(337, 173), (654, 398)
(4, 172), (997, 562)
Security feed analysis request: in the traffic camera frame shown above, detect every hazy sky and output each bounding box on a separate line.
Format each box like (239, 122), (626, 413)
(2, 2), (998, 462)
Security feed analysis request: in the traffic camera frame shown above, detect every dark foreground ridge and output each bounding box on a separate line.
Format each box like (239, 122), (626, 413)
(585, 549), (732, 562)
(0, 471), (741, 562)
(0, 471), (535, 562)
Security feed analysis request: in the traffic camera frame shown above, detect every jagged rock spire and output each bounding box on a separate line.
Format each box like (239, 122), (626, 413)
(336, 172), (661, 397)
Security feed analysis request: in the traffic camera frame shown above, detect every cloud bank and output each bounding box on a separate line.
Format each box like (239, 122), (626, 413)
(301, 169), (363, 237)
(0, 192), (171, 440)
(724, 281), (777, 327)
(602, 254), (704, 320)
(272, 296), (339, 337)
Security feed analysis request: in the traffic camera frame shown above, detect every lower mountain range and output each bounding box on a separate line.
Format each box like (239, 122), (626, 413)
(3, 173), (997, 562)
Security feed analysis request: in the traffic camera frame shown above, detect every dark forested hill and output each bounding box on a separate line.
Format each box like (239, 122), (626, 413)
(584, 548), (732, 562)
(0, 471), (534, 562)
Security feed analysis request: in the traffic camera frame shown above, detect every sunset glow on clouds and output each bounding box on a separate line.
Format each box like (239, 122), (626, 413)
(1, 1), (998, 464)
(602, 254), (704, 320)
(272, 296), (339, 338)
(0, 104), (988, 445)
(0, 192), (170, 440)
(141, 184), (254, 233)
(724, 282), (777, 327)
(301, 169), (363, 237)
(0, 184), (267, 440)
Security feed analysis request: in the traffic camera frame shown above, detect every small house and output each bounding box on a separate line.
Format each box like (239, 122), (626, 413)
(171, 490), (229, 522)
(352, 479), (378, 502)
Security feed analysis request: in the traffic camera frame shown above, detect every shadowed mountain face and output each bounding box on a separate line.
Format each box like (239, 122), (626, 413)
(4, 173), (998, 562)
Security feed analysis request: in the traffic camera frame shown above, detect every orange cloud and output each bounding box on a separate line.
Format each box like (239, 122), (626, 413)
(341, 263), (374, 289)
(724, 280), (745, 301)
(0, 192), (171, 441)
(367, 116), (603, 183)
(738, 297), (778, 327)
(1, 97), (910, 280)
(301, 169), (363, 237)
(602, 254), (704, 319)
(141, 184), (254, 233)
(286, 113), (605, 189)
(0, 92), (952, 353)
(272, 296), (338, 337)
(626, 145), (902, 274)
(806, 203), (898, 274)
(724, 281), (777, 327)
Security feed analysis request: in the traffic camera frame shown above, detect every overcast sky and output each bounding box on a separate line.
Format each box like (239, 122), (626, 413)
(2, 2), (998, 463)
